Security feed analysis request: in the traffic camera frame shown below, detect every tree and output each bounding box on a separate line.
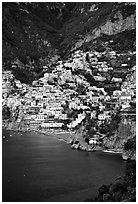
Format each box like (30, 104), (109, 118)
(2, 105), (11, 119)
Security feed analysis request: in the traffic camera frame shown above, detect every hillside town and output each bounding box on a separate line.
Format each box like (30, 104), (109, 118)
(2, 3), (136, 203)
(2, 48), (136, 151)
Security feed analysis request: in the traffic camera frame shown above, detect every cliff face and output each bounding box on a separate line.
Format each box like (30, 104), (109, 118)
(103, 118), (136, 151)
(86, 11), (135, 38)
(60, 2), (136, 52)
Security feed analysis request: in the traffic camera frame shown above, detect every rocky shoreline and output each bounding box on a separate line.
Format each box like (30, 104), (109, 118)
(2, 123), (123, 155)
(3, 117), (135, 159)
(3, 125), (135, 202)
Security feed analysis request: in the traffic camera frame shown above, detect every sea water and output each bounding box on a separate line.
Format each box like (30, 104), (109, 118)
(2, 129), (126, 202)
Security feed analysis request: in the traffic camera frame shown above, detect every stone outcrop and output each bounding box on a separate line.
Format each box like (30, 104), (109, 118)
(75, 12), (136, 49)
(93, 13), (135, 37)
(102, 118), (135, 154)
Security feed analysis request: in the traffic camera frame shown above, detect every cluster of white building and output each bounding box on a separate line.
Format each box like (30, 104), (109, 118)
(2, 47), (136, 134)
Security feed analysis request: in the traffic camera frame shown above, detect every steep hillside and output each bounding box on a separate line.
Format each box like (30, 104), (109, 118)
(60, 2), (136, 54)
(3, 2), (63, 83)
(3, 2), (136, 78)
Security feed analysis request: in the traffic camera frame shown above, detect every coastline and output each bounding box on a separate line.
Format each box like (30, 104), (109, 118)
(3, 126), (126, 202)
(32, 129), (73, 144)
(2, 125), (73, 144)
(2, 126), (123, 155)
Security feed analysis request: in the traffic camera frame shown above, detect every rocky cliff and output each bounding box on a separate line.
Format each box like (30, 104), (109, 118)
(103, 118), (135, 151)
(60, 2), (136, 52)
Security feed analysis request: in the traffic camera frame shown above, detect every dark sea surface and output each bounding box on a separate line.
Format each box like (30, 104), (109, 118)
(2, 129), (126, 202)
